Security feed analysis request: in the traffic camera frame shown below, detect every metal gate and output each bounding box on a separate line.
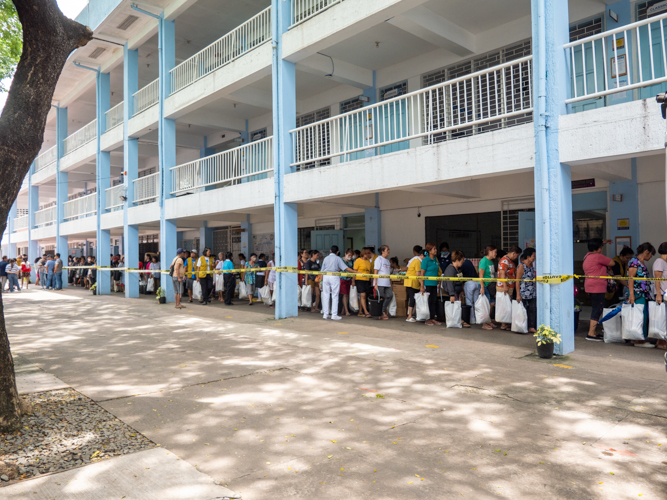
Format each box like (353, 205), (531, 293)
(213, 228), (230, 257)
(501, 198), (535, 250)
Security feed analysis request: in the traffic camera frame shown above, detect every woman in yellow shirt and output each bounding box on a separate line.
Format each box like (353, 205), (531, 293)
(404, 245), (424, 323)
(353, 249), (372, 317)
(196, 248), (216, 305)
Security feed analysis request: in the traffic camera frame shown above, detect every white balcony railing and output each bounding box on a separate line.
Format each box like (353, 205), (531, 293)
(291, 0), (342, 27)
(63, 193), (97, 221)
(105, 101), (124, 131)
(171, 137), (273, 194)
(565, 11), (667, 103)
(63, 119), (97, 156)
(290, 56), (533, 167)
(35, 206), (56, 227)
(105, 184), (125, 211)
(133, 79), (159, 116)
(13, 215), (28, 231)
(133, 173), (160, 204)
(170, 7), (271, 94)
(34, 146), (57, 172)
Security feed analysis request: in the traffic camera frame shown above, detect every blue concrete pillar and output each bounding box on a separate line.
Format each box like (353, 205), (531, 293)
(7, 201), (17, 258)
(364, 194), (381, 250)
(609, 160), (640, 255)
(272, 0), (298, 319)
(96, 71), (112, 295)
(363, 71), (377, 158)
(199, 222), (213, 255)
(55, 106), (69, 287)
(28, 164), (39, 281)
(532, 0), (574, 355)
(124, 45), (140, 298)
(200, 137), (215, 158)
(241, 218), (252, 257)
(159, 17), (177, 302)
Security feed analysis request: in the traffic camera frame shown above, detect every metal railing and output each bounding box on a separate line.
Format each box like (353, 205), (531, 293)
(133, 173), (160, 204)
(105, 101), (124, 131)
(35, 206), (56, 227)
(105, 184), (125, 211)
(13, 215), (28, 231)
(63, 119), (97, 156)
(34, 146), (57, 172)
(290, 56), (533, 167)
(133, 79), (159, 116)
(171, 137), (273, 194)
(565, 11), (667, 103)
(291, 0), (342, 27)
(170, 7), (271, 94)
(63, 192), (97, 221)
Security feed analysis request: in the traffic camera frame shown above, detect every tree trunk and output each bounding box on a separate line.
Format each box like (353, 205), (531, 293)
(0, 0), (91, 433)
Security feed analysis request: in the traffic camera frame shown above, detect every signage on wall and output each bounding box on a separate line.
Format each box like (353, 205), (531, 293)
(648, 0), (667, 17)
(617, 218), (630, 231)
(572, 178), (595, 189)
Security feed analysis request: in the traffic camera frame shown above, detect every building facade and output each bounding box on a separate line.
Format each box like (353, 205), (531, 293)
(3, 0), (667, 354)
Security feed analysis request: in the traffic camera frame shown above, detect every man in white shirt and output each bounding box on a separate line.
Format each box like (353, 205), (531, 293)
(373, 245), (394, 320)
(320, 245), (356, 320)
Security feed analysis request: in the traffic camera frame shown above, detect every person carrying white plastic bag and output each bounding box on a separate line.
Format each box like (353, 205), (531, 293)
(495, 291), (512, 324)
(475, 294), (491, 324)
(415, 292), (430, 322)
(260, 285), (273, 306)
(445, 301), (462, 328)
(349, 285), (359, 313)
(601, 307), (623, 343)
(301, 284), (312, 309)
(146, 276), (154, 293)
(648, 301), (667, 340)
(511, 300), (528, 334)
(238, 281), (248, 300)
(622, 303), (645, 341)
(192, 280), (203, 301)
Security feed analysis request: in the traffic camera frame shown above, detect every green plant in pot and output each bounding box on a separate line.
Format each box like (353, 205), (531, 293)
(156, 287), (166, 304)
(90, 283), (97, 295)
(534, 325), (562, 359)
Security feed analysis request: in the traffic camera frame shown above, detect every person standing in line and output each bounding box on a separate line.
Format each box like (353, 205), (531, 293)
(304, 250), (322, 313)
(245, 253), (259, 306)
(516, 247), (537, 333)
(438, 243), (452, 278)
(37, 255), (47, 289)
(628, 242), (657, 347)
(420, 243), (442, 326)
(373, 245), (394, 321)
(54, 253), (63, 290)
(171, 248), (187, 310)
(298, 249), (308, 310)
(606, 246), (634, 306)
(404, 245), (423, 322)
(652, 243), (667, 350)
(582, 238), (615, 341)
(321, 246), (357, 321)
(222, 252), (236, 306)
(353, 249), (361, 262)
(478, 246), (498, 330)
(0, 256), (8, 292)
(45, 255), (56, 290)
(215, 253), (225, 303)
(352, 249), (372, 318)
(340, 249), (355, 316)
(20, 258), (31, 290)
(256, 253), (267, 301)
(184, 250), (198, 303)
(196, 248), (215, 305)
(150, 255), (161, 294)
(460, 257), (479, 324)
(497, 245), (522, 331)
(267, 253), (276, 308)
(238, 254), (247, 268)
(443, 250), (470, 328)
(6, 259), (21, 292)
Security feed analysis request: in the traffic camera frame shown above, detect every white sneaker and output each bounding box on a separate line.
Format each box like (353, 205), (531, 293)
(406, 317), (416, 323)
(331, 315), (342, 321)
(323, 315), (330, 320)
(635, 342), (655, 348)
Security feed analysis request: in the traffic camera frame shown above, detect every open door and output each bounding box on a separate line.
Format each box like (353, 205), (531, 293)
(518, 211), (536, 249)
(311, 230), (345, 252)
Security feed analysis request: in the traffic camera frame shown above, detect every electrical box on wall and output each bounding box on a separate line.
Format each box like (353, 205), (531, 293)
(612, 194), (623, 202)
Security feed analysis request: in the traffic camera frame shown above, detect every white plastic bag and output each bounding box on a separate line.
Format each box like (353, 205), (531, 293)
(301, 285), (312, 308)
(146, 277), (154, 293)
(192, 280), (202, 301)
(415, 292), (430, 322)
(622, 303), (645, 341)
(648, 301), (667, 340)
(602, 307), (623, 343)
(215, 274), (223, 292)
(238, 281), (247, 299)
(349, 286), (359, 312)
(511, 300), (528, 334)
(496, 292), (512, 323)
(445, 301), (462, 328)
(297, 285), (302, 305)
(387, 294), (397, 317)
(475, 294), (491, 324)
(260, 285), (273, 306)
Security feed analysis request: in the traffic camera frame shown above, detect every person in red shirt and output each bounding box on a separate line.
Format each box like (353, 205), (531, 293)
(582, 238), (614, 341)
(20, 257), (31, 290)
(497, 246), (522, 331)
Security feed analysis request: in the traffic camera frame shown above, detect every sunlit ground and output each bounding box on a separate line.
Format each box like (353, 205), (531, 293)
(3, 288), (666, 499)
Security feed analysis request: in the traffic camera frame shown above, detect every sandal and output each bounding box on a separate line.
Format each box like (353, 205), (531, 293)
(365, 313), (372, 318)
(462, 323), (471, 328)
(482, 324), (494, 330)
(500, 325), (510, 331)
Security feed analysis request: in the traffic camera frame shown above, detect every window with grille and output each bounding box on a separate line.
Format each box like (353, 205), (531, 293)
(295, 106), (331, 171)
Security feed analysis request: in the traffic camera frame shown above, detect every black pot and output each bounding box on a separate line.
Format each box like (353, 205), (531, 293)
(92, 289), (96, 295)
(536, 341), (554, 359)
(158, 297), (166, 304)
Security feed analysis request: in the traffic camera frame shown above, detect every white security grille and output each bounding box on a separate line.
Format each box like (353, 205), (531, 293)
(133, 79), (159, 116)
(105, 184), (125, 211)
(133, 173), (160, 204)
(63, 193), (97, 221)
(34, 146), (57, 172)
(13, 215), (29, 231)
(291, 0), (343, 27)
(35, 206), (57, 227)
(63, 119), (97, 156)
(105, 101), (124, 131)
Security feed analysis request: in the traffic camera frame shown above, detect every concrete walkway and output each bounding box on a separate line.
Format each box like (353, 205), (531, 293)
(2, 287), (666, 499)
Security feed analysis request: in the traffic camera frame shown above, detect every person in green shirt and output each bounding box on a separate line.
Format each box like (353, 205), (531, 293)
(478, 245), (498, 330)
(420, 243), (442, 326)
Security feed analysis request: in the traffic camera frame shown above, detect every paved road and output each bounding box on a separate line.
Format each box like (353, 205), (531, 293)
(3, 288), (666, 499)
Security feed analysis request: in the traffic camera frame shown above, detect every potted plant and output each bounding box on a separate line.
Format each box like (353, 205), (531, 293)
(90, 283), (97, 296)
(534, 325), (562, 359)
(156, 287), (166, 304)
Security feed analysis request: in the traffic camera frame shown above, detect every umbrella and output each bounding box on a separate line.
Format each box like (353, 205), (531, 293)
(598, 306), (621, 324)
